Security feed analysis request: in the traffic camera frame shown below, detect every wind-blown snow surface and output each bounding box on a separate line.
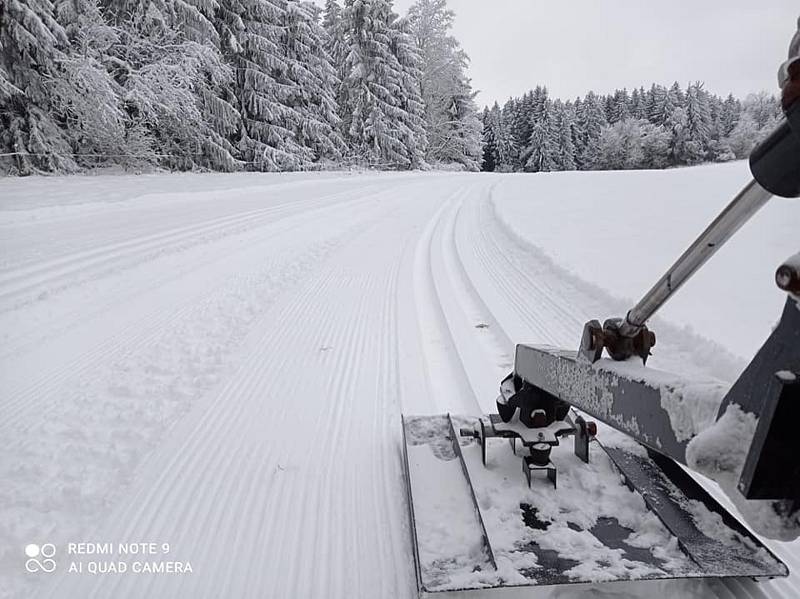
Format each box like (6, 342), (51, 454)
(0, 164), (796, 599)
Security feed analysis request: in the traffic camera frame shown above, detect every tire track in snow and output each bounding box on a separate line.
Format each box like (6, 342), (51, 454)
(434, 183), (516, 411)
(408, 178), (517, 416)
(410, 187), (478, 414)
(376, 252), (416, 595)
(469, 191), (587, 347)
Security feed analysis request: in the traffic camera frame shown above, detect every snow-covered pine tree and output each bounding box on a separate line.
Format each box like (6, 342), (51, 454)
(511, 93), (533, 160)
(706, 93), (723, 153)
(665, 105), (689, 165)
(552, 101), (576, 171)
(683, 81), (712, 164)
(664, 82), (685, 118)
(523, 98), (556, 172)
(230, 0), (313, 170)
(609, 88), (630, 123)
(176, 0), (243, 172)
(323, 0), (344, 57)
(407, 0), (481, 170)
(719, 94), (741, 138)
(341, 0), (419, 168)
(655, 82), (687, 165)
(443, 87), (483, 170)
(388, 13), (429, 168)
(500, 99), (521, 170)
(575, 91), (607, 169)
(631, 87), (647, 120)
(646, 84), (667, 125)
(529, 86), (549, 124)
(570, 97), (586, 169)
(281, 1), (347, 165)
(1, 0), (78, 173)
(603, 94), (615, 123)
(103, 0), (219, 42)
(322, 0), (349, 140)
(194, 55), (242, 171)
(481, 107), (497, 171)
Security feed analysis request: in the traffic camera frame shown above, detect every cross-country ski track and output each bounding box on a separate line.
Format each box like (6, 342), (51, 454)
(1, 170), (798, 599)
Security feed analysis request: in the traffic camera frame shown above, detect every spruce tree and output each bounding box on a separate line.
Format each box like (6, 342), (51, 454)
(389, 14), (428, 168)
(341, 0), (421, 167)
(322, 0), (349, 142)
(511, 92), (533, 158)
(610, 88), (630, 123)
(552, 103), (576, 171)
(481, 107), (497, 171)
(646, 84), (667, 125)
(684, 81), (712, 164)
(1, 0), (77, 173)
(575, 91), (607, 169)
(232, 0), (310, 170)
(322, 0), (345, 60)
(281, 1), (347, 165)
(407, 0), (481, 169)
(719, 94), (741, 137)
(498, 99), (519, 171)
(523, 98), (556, 172)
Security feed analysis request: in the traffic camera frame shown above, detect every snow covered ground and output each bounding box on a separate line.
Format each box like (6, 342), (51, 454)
(0, 164), (797, 599)
(493, 161), (796, 363)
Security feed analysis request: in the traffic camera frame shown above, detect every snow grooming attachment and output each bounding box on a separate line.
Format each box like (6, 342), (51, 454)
(403, 411), (786, 595)
(401, 84), (797, 596)
(459, 374), (595, 489)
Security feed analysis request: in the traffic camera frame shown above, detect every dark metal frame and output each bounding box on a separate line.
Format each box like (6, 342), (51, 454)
(721, 296), (800, 500)
(512, 293), (800, 505)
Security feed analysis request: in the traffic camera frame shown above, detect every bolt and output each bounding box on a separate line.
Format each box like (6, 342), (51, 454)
(776, 263), (800, 293)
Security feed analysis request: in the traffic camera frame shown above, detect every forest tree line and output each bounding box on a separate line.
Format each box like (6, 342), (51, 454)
(481, 83), (782, 172)
(0, 0), (482, 175)
(2, 1), (781, 176)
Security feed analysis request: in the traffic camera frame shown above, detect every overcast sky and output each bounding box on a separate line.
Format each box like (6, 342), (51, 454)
(337, 0), (799, 107)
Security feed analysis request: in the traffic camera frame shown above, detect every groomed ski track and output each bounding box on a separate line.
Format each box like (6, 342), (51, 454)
(0, 173), (796, 599)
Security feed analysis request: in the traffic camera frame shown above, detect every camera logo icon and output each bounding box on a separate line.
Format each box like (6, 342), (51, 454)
(25, 543), (56, 573)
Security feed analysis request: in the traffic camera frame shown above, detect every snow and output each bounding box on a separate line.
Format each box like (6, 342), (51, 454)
(597, 358), (728, 443)
(492, 160), (797, 363)
(687, 405), (800, 542)
(456, 417), (698, 585)
(1, 163), (798, 599)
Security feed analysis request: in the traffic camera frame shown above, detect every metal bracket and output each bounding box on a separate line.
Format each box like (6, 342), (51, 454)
(573, 415), (593, 463)
(523, 456), (557, 488)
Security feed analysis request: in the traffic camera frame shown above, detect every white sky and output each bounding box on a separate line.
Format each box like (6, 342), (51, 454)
(340, 0), (799, 107)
